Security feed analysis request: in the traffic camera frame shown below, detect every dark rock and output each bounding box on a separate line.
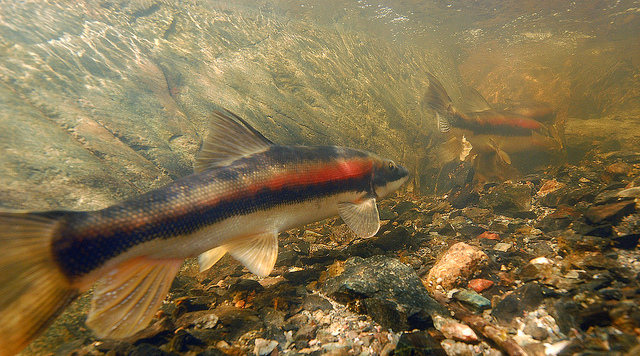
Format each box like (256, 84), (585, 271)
(196, 349), (227, 356)
(172, 298), (212, 319)
(394, 330), (447, 356)
(395, 201), (419, 216)
(292, 240), (311, 255)
(379, 206), (398, 220)
(613, 233), (640, 249)
(301, 245), (345, 265)
(479, 182), (533, 215)
(213, 306), (263, 342)
(551, 299), (581, 335)
(362, 298), (406, 329)
(434, 160), (474, 197)
(457, 225), (487, 237)
(598, 288), (623, 300)
(580, 223), (614, 237)
(227, 278), (265, 294)
(406, 309), (436, 330)
(578, 304), (613, 330)
(127, 343), (178, 356)
(541, 184), (601, 207)
(322, 255), (447, 331)
(491, 293), (520, 322)
(294, 324), (318, 341)
(346, 226), (417, 257)
(302, 295), (333, 312)
(260, 308), (286, 329)
(282, 263), (325, 283)
(518, 263), (543, 281)
(491, 283), (545, 321)
(170, 330), (206, 352)
(276, 249), (300, 266)
(523, 323), (549, 341)
(585, 201), (636, 225)
(175, 311), (219, 330)
(594, 189), (627, 205)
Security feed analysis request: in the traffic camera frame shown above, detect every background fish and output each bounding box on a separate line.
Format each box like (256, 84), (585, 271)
(0, 110), (409, 356)
(424, 73), (563, 181)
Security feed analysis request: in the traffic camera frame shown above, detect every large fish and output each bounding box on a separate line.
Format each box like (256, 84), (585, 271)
(424, 73), (562, 166)
(0, 110), (409, 356)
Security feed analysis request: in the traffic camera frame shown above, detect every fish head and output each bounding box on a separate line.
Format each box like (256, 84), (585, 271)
(371, 158), (410, 198)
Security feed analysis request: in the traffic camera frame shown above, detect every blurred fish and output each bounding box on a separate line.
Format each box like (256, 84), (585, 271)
(424, 73), (563, 180)
(0, 110), (409, 356)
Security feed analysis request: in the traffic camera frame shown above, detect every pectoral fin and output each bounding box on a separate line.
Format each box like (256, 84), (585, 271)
(86, 258), (183, 339)
(489, 137), (511, 165)
(337, 198), (380, 238)
(224, 231), (279, 277)
(496, 148), (511, 165)
(198, 246), (227, 272)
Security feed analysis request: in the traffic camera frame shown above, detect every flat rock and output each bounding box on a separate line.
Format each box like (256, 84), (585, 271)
(479, 182), (533, 215)
(322, 255), (446, 331)
(585, 201), (636, 225)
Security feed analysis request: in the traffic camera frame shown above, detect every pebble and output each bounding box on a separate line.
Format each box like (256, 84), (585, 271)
(424, 242), (488, 293)
(493, 242), (512, 252)
(477, 231), (500, 240)
(454, 289), (492, 312)
(467, 278), (494, 293)
(530, 257), (551, 265)
(439, 322), (478, 342)
(253, 338), (279, 356)
(440, 340), (500, 356)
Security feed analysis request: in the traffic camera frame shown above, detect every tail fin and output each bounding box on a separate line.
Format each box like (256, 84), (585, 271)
(424, 73), (461, 133)
(0, 213), (79, 356)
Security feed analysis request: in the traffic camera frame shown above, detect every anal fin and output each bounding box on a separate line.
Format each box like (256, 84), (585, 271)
(224, 231), (279, 277)
(86, 257), (183, 339)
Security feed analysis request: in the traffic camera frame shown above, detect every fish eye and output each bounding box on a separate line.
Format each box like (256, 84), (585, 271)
(388, 161), (396, 171)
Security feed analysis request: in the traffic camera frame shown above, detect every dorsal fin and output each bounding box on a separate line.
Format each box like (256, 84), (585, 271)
(194, 110), (274, 173)
(461, 87), (492, 113)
